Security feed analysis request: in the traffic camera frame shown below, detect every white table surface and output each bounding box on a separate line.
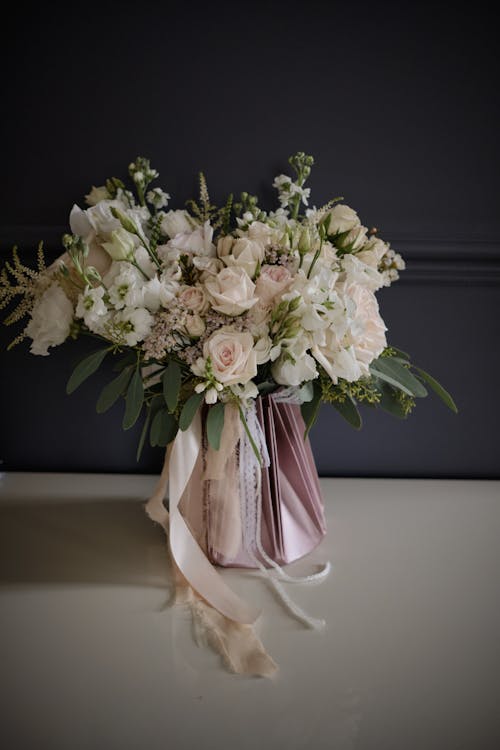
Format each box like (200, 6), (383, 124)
(0, 473), (499, 750)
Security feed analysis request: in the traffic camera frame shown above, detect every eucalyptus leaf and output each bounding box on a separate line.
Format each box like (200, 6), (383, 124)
(377, 384), (408, 419)
(150, 408), (178, 447)
(370, 357), (427, 398)
(96, 367), (133, 413)
(112, 351), (137, 372)
(332, 397), (362, 429)
(122, 369), (144, 430)
(66, 348), (109, 395)
(163, 361), (182, 413)
(179, 392), (204, 431)
(412, 366), (458, 413)
(206, 402), (225, 451)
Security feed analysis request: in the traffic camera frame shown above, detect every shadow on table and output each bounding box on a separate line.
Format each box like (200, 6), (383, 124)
(0, 501), (171, 587)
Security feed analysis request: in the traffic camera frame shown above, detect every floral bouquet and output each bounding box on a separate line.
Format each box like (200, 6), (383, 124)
(0, 153), (456, 675)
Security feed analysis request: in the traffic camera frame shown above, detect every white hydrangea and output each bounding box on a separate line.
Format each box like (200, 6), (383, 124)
(25, 283), (74, 356)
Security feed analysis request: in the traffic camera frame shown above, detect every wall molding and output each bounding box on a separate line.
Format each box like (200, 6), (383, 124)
(1, 225), (499, 285)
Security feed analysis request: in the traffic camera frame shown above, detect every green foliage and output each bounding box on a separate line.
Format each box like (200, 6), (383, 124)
(150, 408), (178, 447)
(332, 395), (362, 429)
(163, 361), (182, 413)
(96, 366), (133, 413)
(122, 369), (144, 430)
(300, 380), (322, 438)
(179, 392), (204, 431)
(206, 402), (225, 451)
(66, 348), (109, 395)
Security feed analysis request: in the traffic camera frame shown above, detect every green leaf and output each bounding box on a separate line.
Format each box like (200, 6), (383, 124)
(150, 408), (178, 447)
(412, 366), (458, 413)
(179, 392), (204, 431)
(96, 367), (133, 413)
(377, 383), (408, 419)
(388, 346), (410, 360)
(206, 402), (225, 451)
(300, 381), (322, 439)
(66, 348), (109, 395)
(112, 351), (137, 372)
(163, 361), (182, 413)
(122, 369), (144, 430)
(136, 408), (152, 461)
(332, 396), (362, 429)
(370, 357), (428, 398)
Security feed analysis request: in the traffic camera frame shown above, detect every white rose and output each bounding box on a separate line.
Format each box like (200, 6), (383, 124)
(271, 338), (318, 387)
(203, 328), (257, 385)
(323, 204), (360, 235)
(177, 284), (208, 313)
(85, 185), (110, 206)
(192, 255), (224, 279)
(185, 313), (206, 338)
(102, 228), (136, 261)
(221, 237), (265, 278)
(355, 237), (388, 269)
(161, 209), (195, 239)
(204, 266), (258, 316)
(26, 283), (74, 356)
(338, 225), (368, 252)
(255, 264), (292, 307)
(254, 334), (273, 365)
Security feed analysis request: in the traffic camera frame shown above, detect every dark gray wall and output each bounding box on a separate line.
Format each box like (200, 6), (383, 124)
(1, 1), (498, 477)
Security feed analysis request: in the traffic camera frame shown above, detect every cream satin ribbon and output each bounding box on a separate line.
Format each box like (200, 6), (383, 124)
(145, 410), (260, 625)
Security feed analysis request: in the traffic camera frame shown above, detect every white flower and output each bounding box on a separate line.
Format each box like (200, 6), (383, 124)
(323, 204), (360, 235)
(344, 283), (387, 374)
(202, 328), (257, 386)
(142, 276), (176, 312)
(220, 237), (265, 278)
(355, 236), (388, 269)
(161, 209), (195, 239)
(134, 246), (157, 279)
(106, 264), (145, 310)
(247, 221), (273, 246)
(86, 200), (127, 237)
(168, 220), (216, 257)
(253, 333), (273, 365)
(146, 187), (170, 209)
(271, 337), (318, 386)
(85, 185), (110, 206)
(26, 283), (74, 356)
(177, 284), (208, 313)
(69, 204), (93, 239)
(114, 307), (153, 346)
(255, 264), (292, 307)
(204, 266), (258, 316)
(76, 285), (109, 333)
(192, 255), (223, 278)
(102, 227), (136, 261)
(341, 254), (384, 291)
(338, 225), (368, 252)
(185, 313), (205, 338)
(312, 335), (363, 384)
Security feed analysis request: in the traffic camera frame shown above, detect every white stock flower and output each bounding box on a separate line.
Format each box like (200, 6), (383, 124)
(114, 307), (153, 346)
(76, 285), (109, 333)
(85, 185), (110, 206)
(271, 337), (318, 386)
(161, 209), (195, 238)
(26, 283), (74, 356)
(203, 328), (257, 386)
(204, 266), (258, 316)
(106, 264), (145, 310)
(323, 204), (360, 235)
(146, 187), (170, 209)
